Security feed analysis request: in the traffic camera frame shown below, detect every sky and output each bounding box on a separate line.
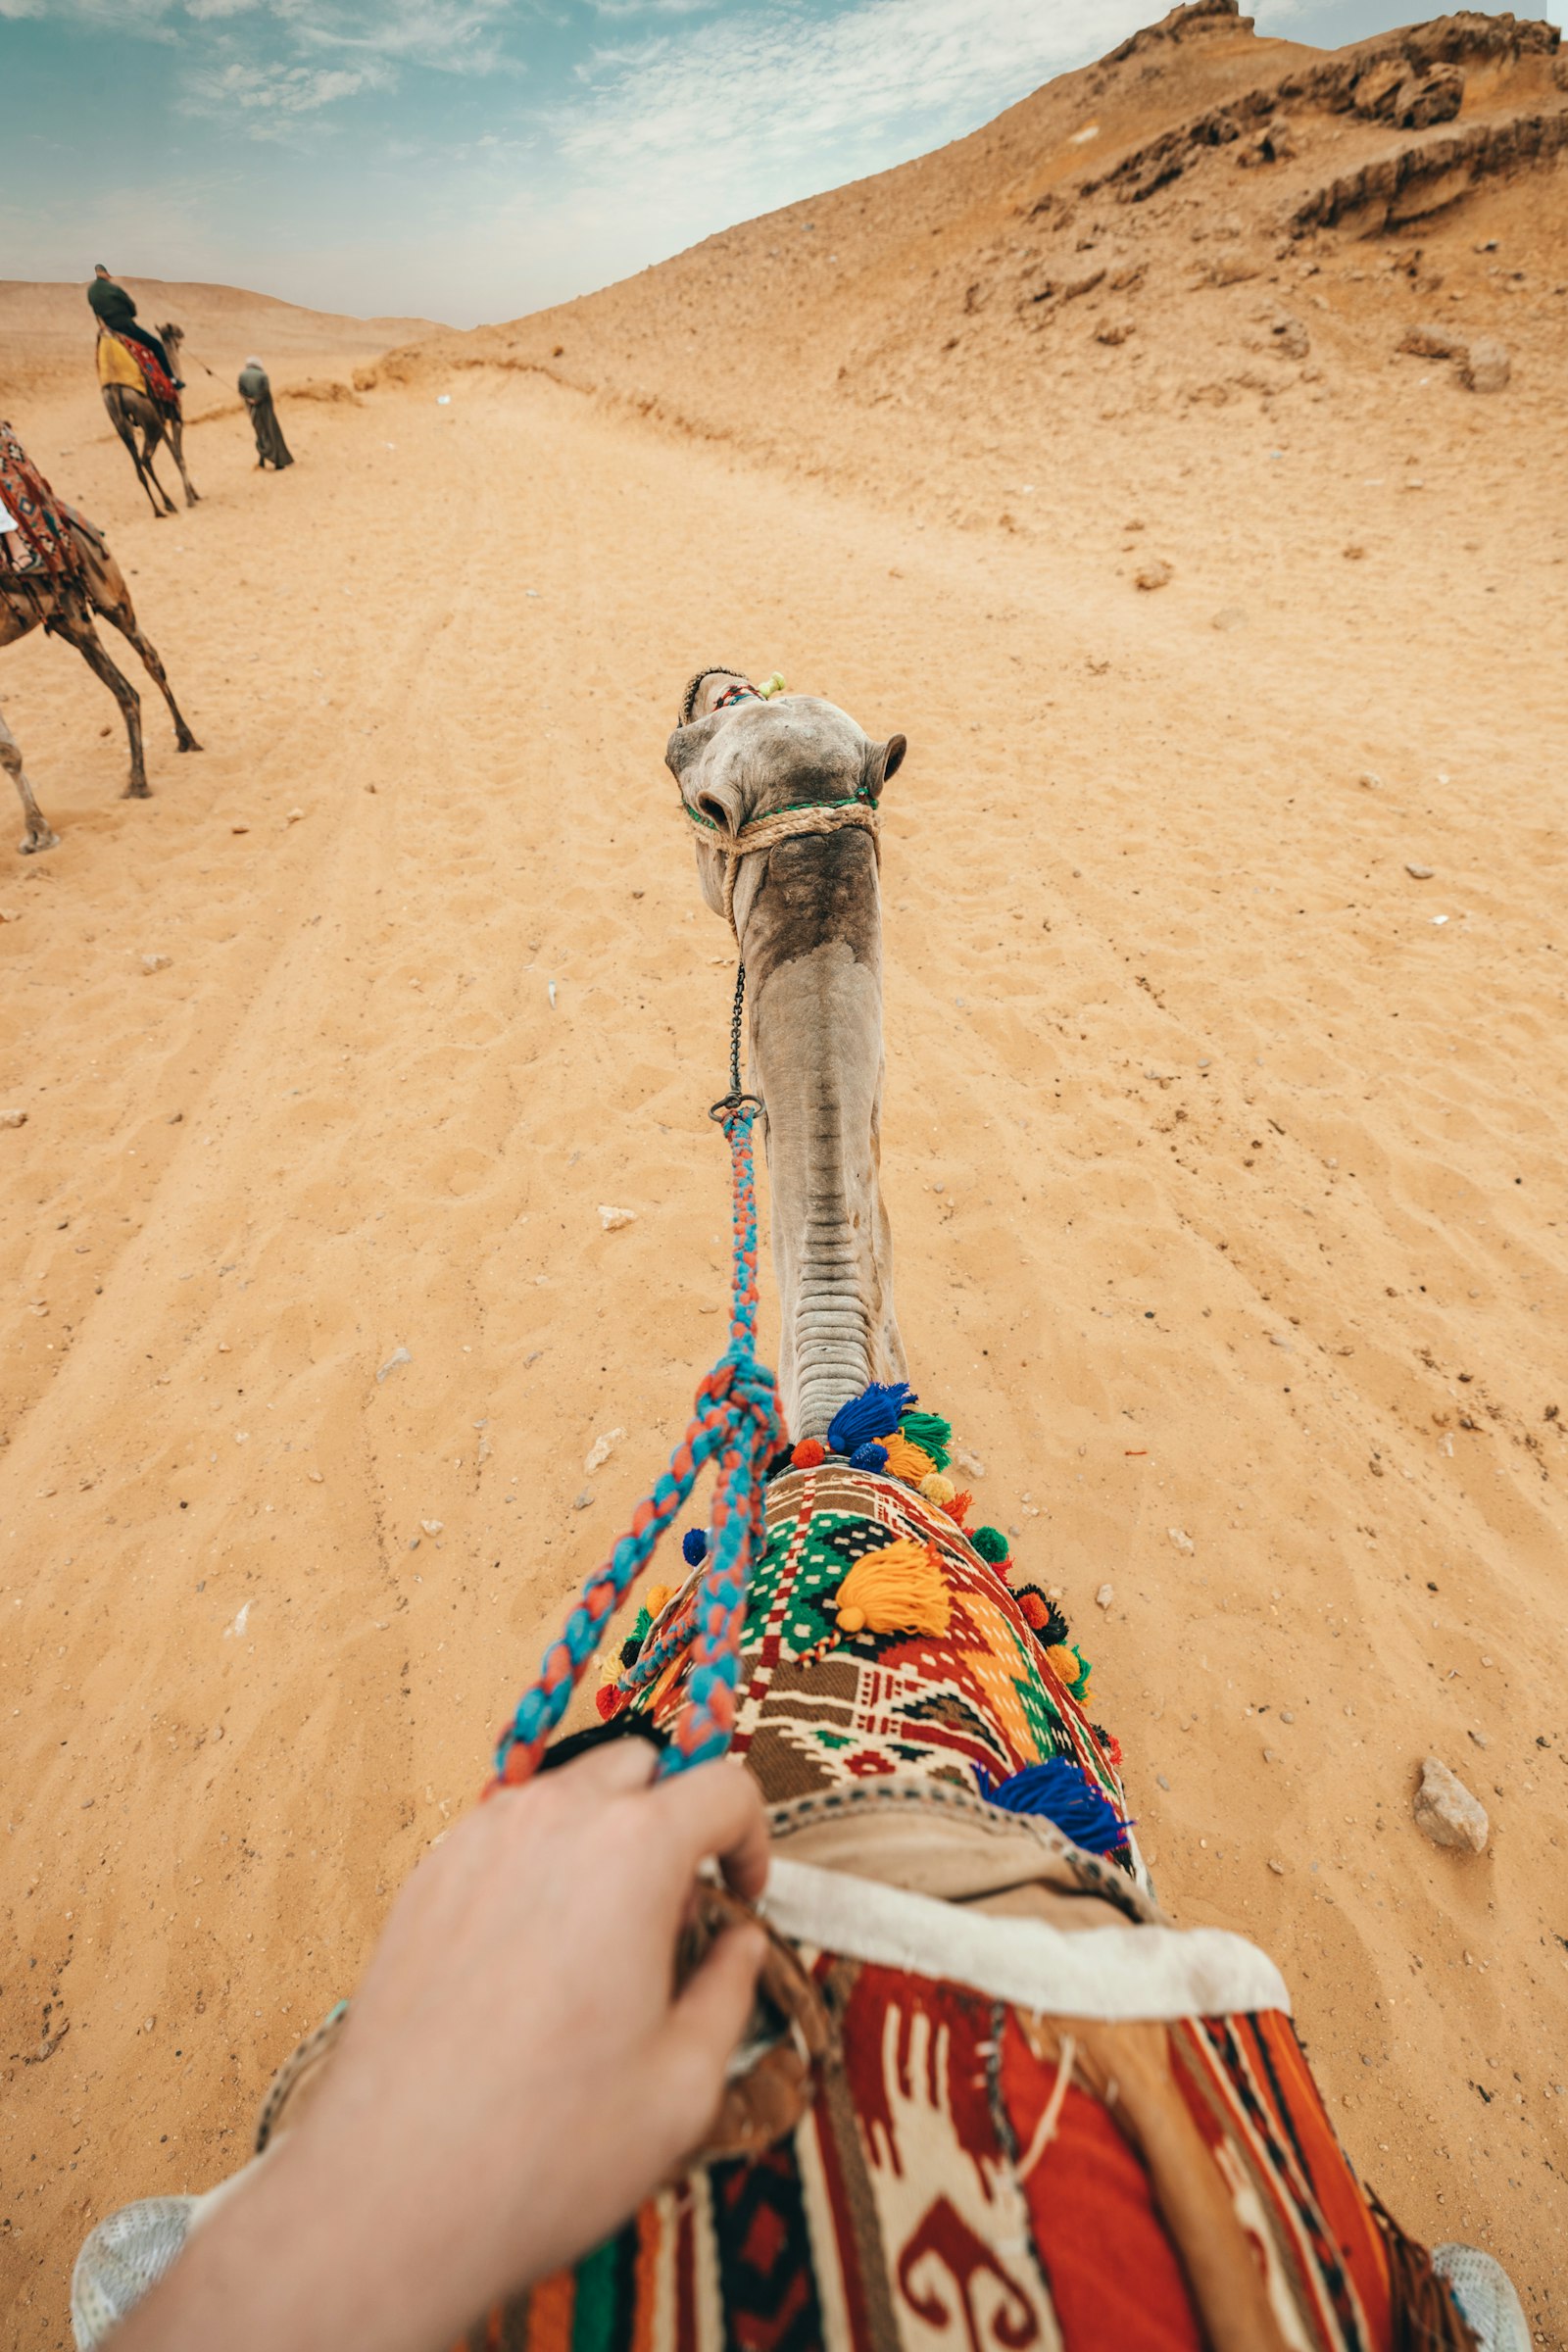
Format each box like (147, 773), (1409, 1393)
(3, 0), (1421, 328)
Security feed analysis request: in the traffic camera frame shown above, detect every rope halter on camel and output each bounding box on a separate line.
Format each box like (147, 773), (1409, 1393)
(676, 673), (881, 940)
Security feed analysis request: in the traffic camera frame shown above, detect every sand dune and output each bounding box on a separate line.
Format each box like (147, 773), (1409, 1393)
(2, 4), (1567, 2341)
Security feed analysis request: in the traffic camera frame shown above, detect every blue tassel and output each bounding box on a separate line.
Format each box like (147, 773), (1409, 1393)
(975, 1757), (1133, 1857)
(849, 1441), (889, 1473)
(827, 1381), (916, 1457)
(681, 1528), (709, 1566)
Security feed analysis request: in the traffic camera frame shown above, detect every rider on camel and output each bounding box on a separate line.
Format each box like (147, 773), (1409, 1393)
(87, 266), (183, 391)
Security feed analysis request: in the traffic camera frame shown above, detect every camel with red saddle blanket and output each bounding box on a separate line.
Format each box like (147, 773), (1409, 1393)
(1, 420), (200, 844)
(97, 320), (201, 517)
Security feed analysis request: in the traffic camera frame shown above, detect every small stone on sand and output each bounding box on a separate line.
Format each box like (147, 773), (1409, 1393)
(598, 1205), (637, 1231)
(584, 1428), (625, 1474)
(1413, 1755), (1489, 1853)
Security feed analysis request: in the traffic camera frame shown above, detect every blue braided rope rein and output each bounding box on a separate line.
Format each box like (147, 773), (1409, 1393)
(491, 1097), (784, 1789)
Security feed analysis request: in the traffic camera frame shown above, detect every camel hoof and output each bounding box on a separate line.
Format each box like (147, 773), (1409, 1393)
(20, 830), (60, 856)
(176, 734), (203, 754)
(123, 783), (152, 801)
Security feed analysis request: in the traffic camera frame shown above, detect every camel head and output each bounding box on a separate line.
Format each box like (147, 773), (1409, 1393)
(159, 323), (183, 353)
(667, 673), (907, 1439)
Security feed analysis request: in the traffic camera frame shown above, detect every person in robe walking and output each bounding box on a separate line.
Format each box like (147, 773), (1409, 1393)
(237, 357), (294, 471)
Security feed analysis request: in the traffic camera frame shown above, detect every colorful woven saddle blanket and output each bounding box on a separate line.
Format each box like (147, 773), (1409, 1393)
(96, 328), (180, 414)
(451, 1796), (1469, 2351)
(0, 421), (82, 588)
(607, 1457), (1134, 1865)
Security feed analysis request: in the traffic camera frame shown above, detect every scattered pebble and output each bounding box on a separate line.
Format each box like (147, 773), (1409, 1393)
(1096, 1583), (1114, 1609)
(1210, 607), (1247, 632)
(376, 1344), (412, 1382)
(598, 1205), (637, 1232)
(1, 1108), (26, 1130)
(1135, 559), (1173, 592)
(167, 1109), (183, 1125)
(1268, 1858), (1286, 1876)
(1413, 1755), (1489, 1854)
(286, 808), (305, 825)
(230, 823), (250, 836)
(1281, 1709), (1296, 1724)
(307, 1469), (323, 1484)
(420, 1519), (443, 1537)
(573, 1490), (594, 1511)
(1358, 772), (1382, 789)
(1155, 1772), (1170, 1790)
(1468, 1728), (1489, 1748)
(140, 953), (172, 974)
(1404, 862), (1435, 880)
(952, 1446), (986, 1479)
(584, 1427), (625, 1475)
(0, 906), (23, 922)
(1168, 1527), (1195, 1554)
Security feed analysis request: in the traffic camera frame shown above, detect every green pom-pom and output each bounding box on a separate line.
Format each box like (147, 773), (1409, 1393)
(898, 1409), (952, 1471)
(972, 1525), (1010, 1565)
(629, 1606), (653, 1645)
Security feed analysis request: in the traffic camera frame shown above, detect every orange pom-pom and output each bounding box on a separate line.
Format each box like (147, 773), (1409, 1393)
(1046, 1642), (1079, 1687)
(1018, 1591), (1051, 1631)
(791, 1438), (827, 1469)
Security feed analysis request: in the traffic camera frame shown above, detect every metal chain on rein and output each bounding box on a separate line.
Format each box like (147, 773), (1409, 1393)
(489, 960), (781, 1789)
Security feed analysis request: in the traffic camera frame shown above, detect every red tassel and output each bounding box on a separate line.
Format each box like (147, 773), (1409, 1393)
(595, 1685), (622, 1720)
(943, 1490), (973, 1526)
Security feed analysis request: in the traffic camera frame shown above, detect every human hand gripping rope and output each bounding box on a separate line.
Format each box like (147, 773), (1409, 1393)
(490, 987), (783, 1789)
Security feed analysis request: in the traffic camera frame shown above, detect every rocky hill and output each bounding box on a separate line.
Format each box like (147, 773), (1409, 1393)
(374, 2), (1566, 535)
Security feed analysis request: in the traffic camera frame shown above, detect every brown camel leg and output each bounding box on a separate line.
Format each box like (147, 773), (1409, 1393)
(96, 601), (202, 754)
(0, 730), (59, 855)
(111, 410), (170, 520)
(54, 613), (148, 798)
(167, 420), (200, 508)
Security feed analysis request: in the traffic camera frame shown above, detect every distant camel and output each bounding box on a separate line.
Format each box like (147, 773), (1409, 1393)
(101, 322), (200, 517)
(0, 701), (57, 856)
(1, 515), (200, 838)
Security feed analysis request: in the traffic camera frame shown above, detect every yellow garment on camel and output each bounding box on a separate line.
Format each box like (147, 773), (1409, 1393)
(96, 333), (143, 392)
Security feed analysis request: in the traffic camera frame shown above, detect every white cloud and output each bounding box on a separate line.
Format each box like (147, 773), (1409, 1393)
(555, 0), (1138, 237)
(183, 57), (390, 113)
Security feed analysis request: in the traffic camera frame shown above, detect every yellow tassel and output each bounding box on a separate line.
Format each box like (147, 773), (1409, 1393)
(645, 1584), (674, 1618)
(598, 1653), (623, 1687)
(919, 1471), (956, 1506)
(881, 1432), (937, 1485)
(758, 672), (787, 698)
(832, 1539), (951, 1638)
(1046, 1643), (1079, 1687)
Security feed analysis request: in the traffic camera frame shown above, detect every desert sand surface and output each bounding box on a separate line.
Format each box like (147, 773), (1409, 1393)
(3, 2), (1568, 2340)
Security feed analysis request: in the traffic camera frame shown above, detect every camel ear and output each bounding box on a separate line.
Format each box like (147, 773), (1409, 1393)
(864, 735), (906, 801)
(665, 717), (716, 787)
